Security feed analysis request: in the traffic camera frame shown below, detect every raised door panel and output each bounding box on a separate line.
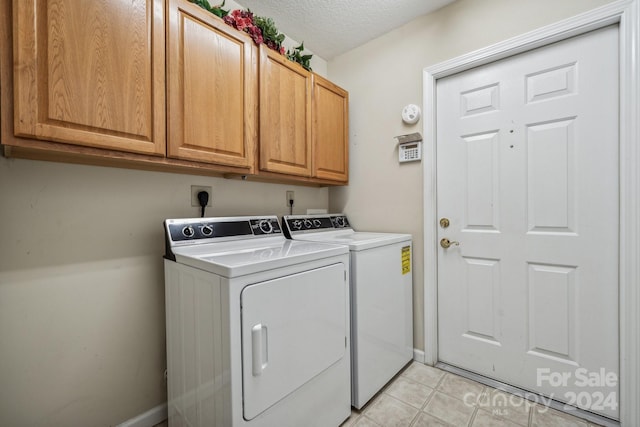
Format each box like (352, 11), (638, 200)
(13, 0), (165, 155)
(167, 0), (257, 170)
(312, 74), (349, 182)
(259, 46), (312, 177)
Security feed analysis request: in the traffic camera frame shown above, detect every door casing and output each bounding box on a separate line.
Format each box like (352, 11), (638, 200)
(422, 1), (640, 425)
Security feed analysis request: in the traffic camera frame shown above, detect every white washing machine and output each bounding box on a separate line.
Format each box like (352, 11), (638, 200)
(282, 214), (413, 409)
(163, 216), (351, 427)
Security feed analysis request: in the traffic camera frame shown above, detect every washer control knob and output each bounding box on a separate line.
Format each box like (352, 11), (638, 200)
(259, 220), (274, 234)
(303, 219), (313, 229)
(335, 217), (345, 227)
(182, 225), (195, 238)
(313, 219), (322, 228)
(201, 225), (213, 236)
(292, 220), (303, 230)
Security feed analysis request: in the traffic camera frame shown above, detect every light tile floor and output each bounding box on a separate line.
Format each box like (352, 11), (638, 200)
(340, 362), (605, 427)
(154, 362), (607, 427)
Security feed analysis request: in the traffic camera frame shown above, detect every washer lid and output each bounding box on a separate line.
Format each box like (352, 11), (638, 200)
(172, 238), (348, 277)
(293, 231), (412, 251)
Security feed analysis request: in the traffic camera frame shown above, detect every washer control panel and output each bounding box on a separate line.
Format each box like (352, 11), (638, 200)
(331, 215), (350, 229)
(288, 216), (334, 232)
(282, 214), (352, 237)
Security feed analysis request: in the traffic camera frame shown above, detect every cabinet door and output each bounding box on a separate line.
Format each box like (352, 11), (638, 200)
(312, 74), (349, 183)
(13, 0), (165, 156)
(259, 46), (312, 177)
(167, 0), (257, 170)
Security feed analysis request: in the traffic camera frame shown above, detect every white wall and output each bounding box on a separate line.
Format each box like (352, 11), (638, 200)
(327, 0), (616, 352)
(0, 0), (329, 424)
(0, 158), (328, 426)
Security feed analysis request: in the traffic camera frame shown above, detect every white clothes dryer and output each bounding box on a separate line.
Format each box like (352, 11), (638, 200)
(282, 214), (413, 409)
(164, 216), (351, 427)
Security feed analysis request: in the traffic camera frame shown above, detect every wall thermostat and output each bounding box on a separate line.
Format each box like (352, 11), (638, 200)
(402, 104), (421, 124)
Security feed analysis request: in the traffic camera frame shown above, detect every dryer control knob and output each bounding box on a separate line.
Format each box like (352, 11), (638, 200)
(292, 220), (303, 230)
(303, 219), (313, 229)
(313, 219), (322, 228)
(182, 226), (195, 238)
(201, 225), (213, 236)
(259, 220), (273, 234)
(335, 217), (345, 227)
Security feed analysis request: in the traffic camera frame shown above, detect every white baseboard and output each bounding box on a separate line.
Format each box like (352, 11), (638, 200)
(117, 403), (167, 427)
(413, 348), (425, 364)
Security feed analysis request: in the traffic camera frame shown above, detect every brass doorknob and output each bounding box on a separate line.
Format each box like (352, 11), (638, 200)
(440, 238), (460, 249)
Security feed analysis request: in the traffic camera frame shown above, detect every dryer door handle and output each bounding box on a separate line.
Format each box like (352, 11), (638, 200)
(251, 324), (268, 376)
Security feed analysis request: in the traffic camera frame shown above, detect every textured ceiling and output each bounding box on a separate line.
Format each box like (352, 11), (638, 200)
(236, 0), (457, 59)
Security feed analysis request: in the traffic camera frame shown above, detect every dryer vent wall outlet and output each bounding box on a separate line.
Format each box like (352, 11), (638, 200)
(191, 185), (212, 207)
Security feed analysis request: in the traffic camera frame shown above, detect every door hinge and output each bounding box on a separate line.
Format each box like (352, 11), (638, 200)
(344, 271), (347, 281)
(345, 336), (347, 348)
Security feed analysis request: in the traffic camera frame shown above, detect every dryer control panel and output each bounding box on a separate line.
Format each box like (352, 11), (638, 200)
(166, 217), (281, 242)
(164, 216), (282, 259)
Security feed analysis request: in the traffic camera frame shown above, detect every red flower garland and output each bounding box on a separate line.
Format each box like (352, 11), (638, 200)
(223, 10), (264, 45)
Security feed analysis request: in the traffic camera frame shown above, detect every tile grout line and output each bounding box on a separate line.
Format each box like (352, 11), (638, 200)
(467, 406), (479, 427)
(466, 385), (489, 427)
(397, 365), (450, 426)
(365, 363), (608, 427)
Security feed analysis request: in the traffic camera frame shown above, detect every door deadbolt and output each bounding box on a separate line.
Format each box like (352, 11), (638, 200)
(440, 238), (460, 249)
(439, 218), (450, 228)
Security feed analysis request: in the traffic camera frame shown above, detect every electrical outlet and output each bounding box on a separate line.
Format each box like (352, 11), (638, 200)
(286, 191), (295, 207)
(191, 185), (212, 207)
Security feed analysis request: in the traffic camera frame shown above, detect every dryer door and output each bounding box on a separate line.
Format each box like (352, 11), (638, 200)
(241, 263), (347, 420)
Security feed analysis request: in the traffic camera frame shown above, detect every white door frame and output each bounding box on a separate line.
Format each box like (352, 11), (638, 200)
(422, 0), (640, 425)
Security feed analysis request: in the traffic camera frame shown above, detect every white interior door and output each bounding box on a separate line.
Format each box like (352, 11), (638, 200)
(436, 25), (619, 419)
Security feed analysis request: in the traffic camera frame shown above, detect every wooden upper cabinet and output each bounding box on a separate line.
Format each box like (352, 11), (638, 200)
(167, 0), (257, 171)
(12, 0), (165, 155)
(312, 74), (349, 183)
(8, 0), (348, 184)
(259, 46), (312, 177)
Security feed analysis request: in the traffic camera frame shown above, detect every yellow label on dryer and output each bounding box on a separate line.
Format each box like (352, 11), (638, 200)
(401, 246), (411, 275)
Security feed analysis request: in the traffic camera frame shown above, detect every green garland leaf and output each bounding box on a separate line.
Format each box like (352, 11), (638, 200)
(189, 0), (228, 18)
(287, 43), (312, 71)
(188, 1), (313, 70)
